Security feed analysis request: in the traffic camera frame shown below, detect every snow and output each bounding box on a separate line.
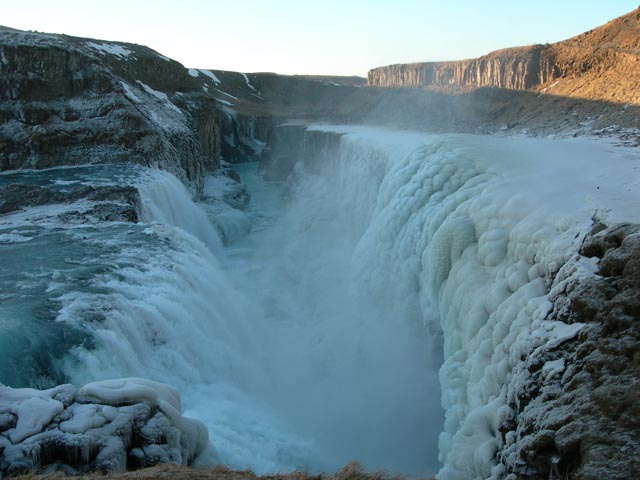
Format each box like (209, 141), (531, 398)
(187, 68), (199, 78)
(0, 378), (212, 474)
(85, 42), (133, 59)
(135, 81), (182, 114)
(78, 378), (183, 415)
(155, 53), (172, 62)
(120, 81), (141, 103)
(541, 358), (565, 382)
(216, 89), (238, 100)
(199, 69), (221, 85)
(241, 72), (256, 91)
(0, 384), (72, 443)
(216, 98), (234, 107)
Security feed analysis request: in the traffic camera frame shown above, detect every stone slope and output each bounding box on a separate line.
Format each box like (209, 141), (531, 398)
(367, 8), (640, 106)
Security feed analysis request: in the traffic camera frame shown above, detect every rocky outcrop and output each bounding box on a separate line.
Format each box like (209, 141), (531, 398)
(0, 378), (213, 476)
(498, 223), (640, 480)
(0, 183), (140, 221)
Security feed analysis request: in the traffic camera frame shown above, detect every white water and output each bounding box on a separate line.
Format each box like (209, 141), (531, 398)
(21, 128), (638, 478)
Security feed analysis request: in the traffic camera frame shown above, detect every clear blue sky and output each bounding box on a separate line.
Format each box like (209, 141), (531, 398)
(1, 1), (637, 76)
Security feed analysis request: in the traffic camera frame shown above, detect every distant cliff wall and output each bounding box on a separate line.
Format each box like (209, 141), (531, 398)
(368, 7), (640, 96)
(367, 45), (561, 90)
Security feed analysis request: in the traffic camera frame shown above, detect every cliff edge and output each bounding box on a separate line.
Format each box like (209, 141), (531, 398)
(367, 8), (640, 105)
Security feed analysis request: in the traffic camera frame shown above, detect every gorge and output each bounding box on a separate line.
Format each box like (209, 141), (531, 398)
(1, 8), (640, 480)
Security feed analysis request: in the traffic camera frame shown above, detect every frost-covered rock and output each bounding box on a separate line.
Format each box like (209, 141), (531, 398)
(497, 223), (640, 480)
(0, 27), (270, 195)
(0, 378), (216, 476)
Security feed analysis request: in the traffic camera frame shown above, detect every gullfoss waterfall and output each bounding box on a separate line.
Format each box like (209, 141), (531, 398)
(1, 127), (638, 478)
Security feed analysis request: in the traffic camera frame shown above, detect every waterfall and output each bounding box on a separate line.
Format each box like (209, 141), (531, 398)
(3, 128), (637, 478)
(260, 125), (638, 479)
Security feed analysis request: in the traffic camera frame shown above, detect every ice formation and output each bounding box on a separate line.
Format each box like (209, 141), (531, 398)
(285, 126), (640, 479)
(0, 378), (214, 475)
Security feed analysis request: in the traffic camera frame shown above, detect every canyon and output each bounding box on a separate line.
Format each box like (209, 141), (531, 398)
(0, 7), (639, 480)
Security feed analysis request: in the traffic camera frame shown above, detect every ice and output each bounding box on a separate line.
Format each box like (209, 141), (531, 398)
(60, 404), (107, 433)
(298, 126), (640, 479)
(78, 378), (183, 415)
(85, 42), (133, 59)
(0, 378), (212, 475)
(0, 384), (73, 443)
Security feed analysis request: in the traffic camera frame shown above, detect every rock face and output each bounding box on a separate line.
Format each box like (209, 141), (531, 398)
(368, 45), (553, 90)
(0, 183), (140, 222)
(498, 223), (640, 480)
(0, 378), (214, 476)
(367, 8), (640, 106)
(0, 28), (269, 195)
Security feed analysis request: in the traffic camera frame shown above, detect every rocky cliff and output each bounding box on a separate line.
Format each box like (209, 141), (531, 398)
(0, 28), (271, 194)
(368, 45), (552, 90)
(367, 8), (640, 106)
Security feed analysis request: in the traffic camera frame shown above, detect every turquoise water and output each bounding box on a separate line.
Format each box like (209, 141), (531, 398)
(0, 160), (441, 476)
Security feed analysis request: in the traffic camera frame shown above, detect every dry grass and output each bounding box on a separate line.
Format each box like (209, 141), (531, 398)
(13, 462), (436, 480)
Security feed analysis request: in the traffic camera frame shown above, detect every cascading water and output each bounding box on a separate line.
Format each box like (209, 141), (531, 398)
(1, 126), (638, 479)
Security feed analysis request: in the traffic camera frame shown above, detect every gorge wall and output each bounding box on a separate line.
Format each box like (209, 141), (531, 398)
(0, 27), (270, 194)
(367, 45), (556, 90)
(367, 8), (640, 107)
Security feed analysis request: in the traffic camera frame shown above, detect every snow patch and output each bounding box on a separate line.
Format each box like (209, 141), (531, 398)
(135, 81), (182, 115)
(120, 81), (141, 103)
(199, 69), (220, 85)
(541, 358), (565, 382)
(215, 89), (238, 100)
(241, 72), (256, 91)
(85, 42), (133, 59)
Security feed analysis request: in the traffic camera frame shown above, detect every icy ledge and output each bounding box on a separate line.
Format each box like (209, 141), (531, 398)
(0, 378), (216, 476)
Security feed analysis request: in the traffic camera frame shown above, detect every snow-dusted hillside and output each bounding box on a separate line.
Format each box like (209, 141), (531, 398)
(0, 27), (268, 193)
